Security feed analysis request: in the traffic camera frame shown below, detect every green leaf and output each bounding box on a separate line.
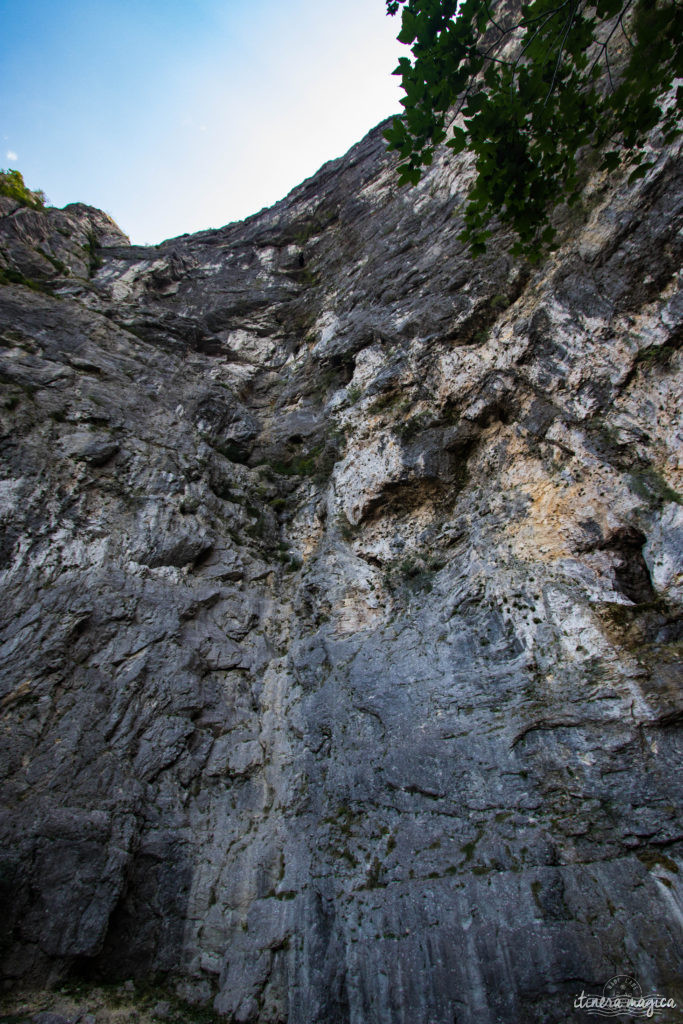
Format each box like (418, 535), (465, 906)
(397, 9), (417, 43)
(447, 126), (468, 154)
(627, 164), (648, 184)
(600, 151), (620, 172)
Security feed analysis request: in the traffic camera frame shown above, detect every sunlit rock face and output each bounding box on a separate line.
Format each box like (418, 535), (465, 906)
(0, 117), (681, 1024)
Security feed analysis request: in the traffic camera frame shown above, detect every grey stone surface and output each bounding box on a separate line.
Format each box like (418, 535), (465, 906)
(0, 113), (681, 1024)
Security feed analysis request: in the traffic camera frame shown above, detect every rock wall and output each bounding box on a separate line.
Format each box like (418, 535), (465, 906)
(0, 118), (681, 1024)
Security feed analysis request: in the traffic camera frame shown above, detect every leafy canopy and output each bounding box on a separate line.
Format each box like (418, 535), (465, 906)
(384, 0), (683, 258)
(0, 169), (46, 211)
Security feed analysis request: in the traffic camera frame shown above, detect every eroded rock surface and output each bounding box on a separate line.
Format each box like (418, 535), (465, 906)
(0, 120), (681, 1024)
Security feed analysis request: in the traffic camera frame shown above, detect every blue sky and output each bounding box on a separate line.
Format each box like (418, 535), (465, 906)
(1, 1), (405, 243)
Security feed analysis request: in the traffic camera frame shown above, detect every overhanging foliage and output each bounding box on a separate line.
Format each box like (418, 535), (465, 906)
(384, 0), (683, 259)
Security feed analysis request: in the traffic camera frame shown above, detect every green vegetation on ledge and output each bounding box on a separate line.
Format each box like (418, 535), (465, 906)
(0, 169), (46, 211)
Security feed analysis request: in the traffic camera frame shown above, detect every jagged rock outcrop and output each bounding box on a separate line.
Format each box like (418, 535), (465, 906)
(0, 117), (681, 1024)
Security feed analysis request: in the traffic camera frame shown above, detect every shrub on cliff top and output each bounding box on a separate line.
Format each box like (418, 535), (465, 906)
(0, 168), (46, 210)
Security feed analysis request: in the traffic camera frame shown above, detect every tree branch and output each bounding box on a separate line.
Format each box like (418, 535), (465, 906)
(543, 0), (579, 109)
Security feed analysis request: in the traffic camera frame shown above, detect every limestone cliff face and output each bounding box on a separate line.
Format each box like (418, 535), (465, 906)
(0, 121), (681, 1024)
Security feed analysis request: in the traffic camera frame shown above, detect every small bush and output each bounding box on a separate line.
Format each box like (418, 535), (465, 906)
(0, 169), (46, 210)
